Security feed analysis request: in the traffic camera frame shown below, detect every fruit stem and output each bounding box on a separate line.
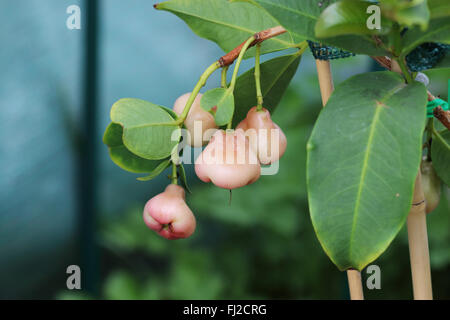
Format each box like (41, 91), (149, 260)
(255, 43), (263, 111)
(177, 61), (221, 125)
(171, 162), (178, 185)
(229, 36), (256, 91)
(221, 66), (229, 88)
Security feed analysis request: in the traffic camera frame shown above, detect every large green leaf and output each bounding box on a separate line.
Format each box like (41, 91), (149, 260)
(307, 72), (427, 271)
(252, 0), (389, 55)
(110, 98), (180, 160)
(103, 122), (168, 173)
(232, 51), (301, 124)
(155, 0), (295, 57)
(431, 130), (450, 186)
(401, 0), (450, 55)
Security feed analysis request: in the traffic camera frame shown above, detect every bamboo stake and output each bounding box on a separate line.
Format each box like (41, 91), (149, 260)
(315, 59), (334, 106)
(407, 172), (433, 300)
(315, 58), (364, 300)
(347, 269), (364, 300)
(390, 60), (434, 300)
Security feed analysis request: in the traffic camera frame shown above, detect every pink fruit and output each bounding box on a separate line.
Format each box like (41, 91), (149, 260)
(143, 184), (196, 239)
(236, 107), (287, 165)
(195, 129), (261, 190)
(173, 92), (218, 147)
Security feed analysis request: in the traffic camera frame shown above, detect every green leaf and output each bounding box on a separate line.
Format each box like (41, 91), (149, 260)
(137, 159), (172, 181)
(233, 51), (301, 125)
(402, 18), (450, 55)
(381, 0), (430, 30)
(110, 98), (181, 160)
(155, 0), (295, 57)
(380, 0), (426, 8)
(103, 123), (168, 173)
(307, 72), (427, 271)
(391, 2), (430, 30)
(160, 105), (179, 119)
(103, 122), (123, 147)
(178, 164), (192, 193)
(315, 0), (392, 37)
(201, 88), (235, 126)
(253, 0), (389, 55)
(431, 130), (450, 186)
(252, 0), (335, 42)
(401, 0), (450, 55)
(428, 0), (450, 19)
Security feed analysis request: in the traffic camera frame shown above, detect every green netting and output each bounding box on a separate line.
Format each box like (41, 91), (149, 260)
(307, 41), (355, 60)
(406, 43), (450, 72)
(427, 98), (449, 118)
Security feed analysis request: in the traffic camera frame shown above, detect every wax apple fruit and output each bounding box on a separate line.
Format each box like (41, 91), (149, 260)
(143, 184), (196, 239)
(195, 129), (261, 189)
(173, 92), (218, 147)
(236, 107), (287, 164)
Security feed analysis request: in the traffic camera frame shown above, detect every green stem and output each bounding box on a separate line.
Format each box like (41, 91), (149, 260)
(229, 36), (255, 91)
(255, 43), (263, 110)
(177, 61), (221, 124)
(390, 23), (402, 57)
(171, 163), (178, 185)
(296, 41), (309, 55)
(432, 128), (450, 150)
(221, 66), (229, 88)
(397, 57), (413, 83)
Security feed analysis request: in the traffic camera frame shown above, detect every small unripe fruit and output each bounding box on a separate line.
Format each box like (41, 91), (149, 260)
(421, 160), (441, 214)
(195, 129), (261, 190)
(173, 92), (218, 147)
(236, 107), (287, 165)
(143, 184), (196, 239)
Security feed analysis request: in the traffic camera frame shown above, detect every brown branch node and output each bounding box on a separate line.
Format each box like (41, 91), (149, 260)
(218, 26), (287, 67)
(433, 106), (450, 131)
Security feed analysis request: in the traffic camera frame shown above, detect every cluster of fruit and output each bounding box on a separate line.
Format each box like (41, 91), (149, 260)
(143, 92), (287, 239)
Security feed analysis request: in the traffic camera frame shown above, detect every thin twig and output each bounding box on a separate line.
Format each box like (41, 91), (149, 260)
(428, 92), (450, 130)
(433, 106), (450, 130)
(219, 26), (286, 67)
